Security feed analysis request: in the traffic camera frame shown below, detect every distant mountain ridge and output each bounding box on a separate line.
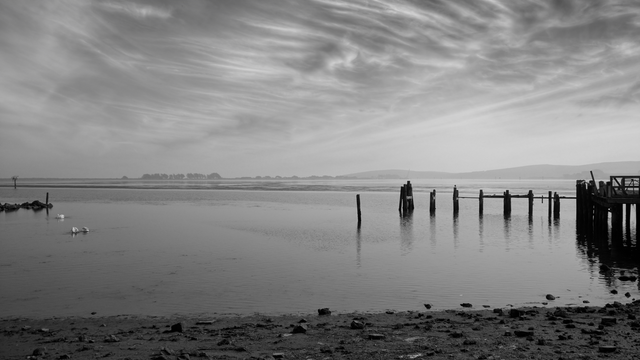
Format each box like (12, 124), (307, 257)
(343, 161), (640, 180)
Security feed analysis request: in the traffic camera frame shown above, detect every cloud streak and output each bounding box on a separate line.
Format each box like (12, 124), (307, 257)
(1, 0), (639, 177)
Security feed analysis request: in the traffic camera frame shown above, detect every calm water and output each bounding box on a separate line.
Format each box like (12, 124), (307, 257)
(1, 179), (638, 318)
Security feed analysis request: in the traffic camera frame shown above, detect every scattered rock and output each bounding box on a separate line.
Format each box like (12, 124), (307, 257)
(610, 289), (618, 294)
(217, 339), (231, 346)
(509, 309), (523, 318)
(170, 322), (184, 333)
(291, 324), (307, 334)
(273, 353), (285, 359)
(625, 292), (631, 298)
(104, 334), (120, 343)
(545, 294), (556, 300)
(450, 331), (464, 338)
(601, 317), (617, 326)
(460, 303), (472, 308)
(196, 320), (215, 325)
(318, 308), (331, 316)
(368, 333), (385, 340)
(32, 347), (46, 356)
(514, 330), (534, 337)
(423, 304), (432, 309)
(598, 345), (617, 353)
(463, 339), (477, 345)
(350, 320), (365, 329)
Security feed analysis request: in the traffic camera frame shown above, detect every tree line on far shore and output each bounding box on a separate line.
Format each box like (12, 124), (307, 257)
(140, 173), (222, 180)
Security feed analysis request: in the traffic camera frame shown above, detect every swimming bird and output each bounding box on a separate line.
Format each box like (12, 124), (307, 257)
(81, 227), (89, 233)
(71, 227), (79, 234)
(56, 214), (64, 219)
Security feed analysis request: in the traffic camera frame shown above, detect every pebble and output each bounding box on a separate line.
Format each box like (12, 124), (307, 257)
(318, 308), (331, 316)
(546, 294), (556, 300)
(368, 333), (385, 340)
(291, 324), (308, 334)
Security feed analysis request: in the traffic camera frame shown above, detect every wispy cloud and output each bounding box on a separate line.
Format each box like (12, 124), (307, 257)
(1, 0), (639, 177)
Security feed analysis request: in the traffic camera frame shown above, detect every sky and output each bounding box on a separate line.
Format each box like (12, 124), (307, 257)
(1, 0), (639, 178)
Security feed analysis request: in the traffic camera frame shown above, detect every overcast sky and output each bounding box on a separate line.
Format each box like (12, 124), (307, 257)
(1, 0), (639, 178)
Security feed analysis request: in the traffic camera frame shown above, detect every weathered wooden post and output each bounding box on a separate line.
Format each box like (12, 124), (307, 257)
(429, 190), (436, 214)
(611, 204), (623, 241)
(527, 190), (534, 217)
(356, 194), (361, 224)
(553, 192), (560, 219)
(453, 186), (459, 214)
(45, 192), (49, 206)
(479, 189), (484, 215)
(12, 175), (18, 189)
(548, 191), (552, 218)
(406, 181), (414, 211)
(399, 186), (405, 212)
(625, 203), (631, 239)
(503, 190), (511, 216)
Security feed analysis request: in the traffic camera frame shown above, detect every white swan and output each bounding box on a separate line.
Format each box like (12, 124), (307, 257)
(71, 227), (79, 234)
(56, 214), (64, 219)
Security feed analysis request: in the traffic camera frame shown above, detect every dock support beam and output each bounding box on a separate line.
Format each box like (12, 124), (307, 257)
(548, 191), (552, 218)
(553, 192), (560, 219)
(479, 190), (484, 215)
(527, 190), (534, 217)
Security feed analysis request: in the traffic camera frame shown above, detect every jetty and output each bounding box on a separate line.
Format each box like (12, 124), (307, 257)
(576, 175), (640, 243)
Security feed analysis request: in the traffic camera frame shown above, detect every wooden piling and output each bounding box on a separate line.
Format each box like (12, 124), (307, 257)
(399, 186), (405, 212)
(479, 189), (484, 215)
(356, 194), (361, 224)
(527, 190), (533, 217)
(625, 203), (631, 238)
(453, 186), (459, 214)
(503, 190), (511, 216)
(611, 204), (623, 241)
(429, 190), (436, 214)
(553, 192), (560, 219)
(45, 192), (49, 206)
(406, 181), (414, 211)
(548, 191), (552, 218)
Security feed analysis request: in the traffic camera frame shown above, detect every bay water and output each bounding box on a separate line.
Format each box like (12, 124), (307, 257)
(1, 179), (638, 318)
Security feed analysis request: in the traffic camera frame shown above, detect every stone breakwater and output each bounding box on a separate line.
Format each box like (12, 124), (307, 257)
(0, 200), (52, 212)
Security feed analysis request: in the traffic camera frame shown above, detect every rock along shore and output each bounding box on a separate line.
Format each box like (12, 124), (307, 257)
(3, 301), (640, 360)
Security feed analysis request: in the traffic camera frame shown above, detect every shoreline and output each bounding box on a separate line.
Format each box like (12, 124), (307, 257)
(3, 302), (640, 359)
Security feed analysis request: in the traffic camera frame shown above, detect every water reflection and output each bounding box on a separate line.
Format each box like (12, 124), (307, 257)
(478, 214), (484, 252)
(356, 226), (361, 268)
(453, 211), (459, 249)
(429, 213), (436, 247)
(400, 212), (414, 254)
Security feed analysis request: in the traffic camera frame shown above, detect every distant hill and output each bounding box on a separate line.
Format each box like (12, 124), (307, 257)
(343, 161), (640, 180)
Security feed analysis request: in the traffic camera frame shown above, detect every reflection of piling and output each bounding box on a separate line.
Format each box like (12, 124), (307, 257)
(356, 194), (361, 225)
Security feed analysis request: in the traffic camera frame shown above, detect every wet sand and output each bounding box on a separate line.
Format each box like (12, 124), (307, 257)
(3, 302), (640, 360)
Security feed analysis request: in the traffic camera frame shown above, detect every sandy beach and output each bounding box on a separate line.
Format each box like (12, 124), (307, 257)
(3, 301), (640, 360)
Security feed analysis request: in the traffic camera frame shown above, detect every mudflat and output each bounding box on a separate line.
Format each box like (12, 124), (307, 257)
(3, 302), (640, 360)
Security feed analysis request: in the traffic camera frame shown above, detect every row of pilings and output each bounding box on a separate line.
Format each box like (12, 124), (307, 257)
(576, 180), (639, 246)
(394, 183), (565, 218)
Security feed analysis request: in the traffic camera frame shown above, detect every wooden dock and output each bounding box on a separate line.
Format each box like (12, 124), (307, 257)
(576, 175), (639, 243)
